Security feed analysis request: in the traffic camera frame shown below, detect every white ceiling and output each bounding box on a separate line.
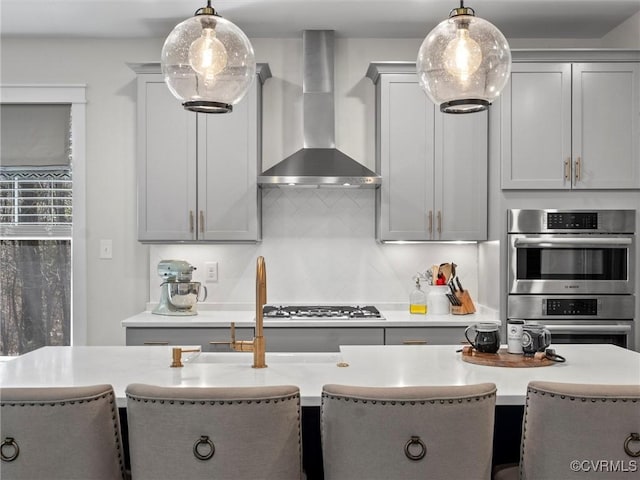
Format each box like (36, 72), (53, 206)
(1, 0), (639, 39)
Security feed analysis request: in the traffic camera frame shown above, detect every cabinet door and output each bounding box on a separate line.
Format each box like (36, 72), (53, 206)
(125, 327), (253, 351)
(137, 75), (197, 241)
(198, 82), (259, 241)
(572, 63), (640, 189)
(264, 327), (384, 352)
(435, 110), (488, 240)
(385, 327), (468, 345)
(501, 63), (572, 189)
(378, 74), (435, 241)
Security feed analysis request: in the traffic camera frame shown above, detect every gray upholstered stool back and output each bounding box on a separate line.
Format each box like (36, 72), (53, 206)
(0, 384), (125, 480)
(517, 381), (640, 480)
(125, 383), (302, 480)
(321, 383), (497, 480)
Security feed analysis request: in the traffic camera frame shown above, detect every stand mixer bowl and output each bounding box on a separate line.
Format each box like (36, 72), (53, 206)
(166, 281), (207, 310)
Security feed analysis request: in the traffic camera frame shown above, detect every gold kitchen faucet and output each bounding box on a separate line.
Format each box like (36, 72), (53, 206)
(227, 256), (267, 368)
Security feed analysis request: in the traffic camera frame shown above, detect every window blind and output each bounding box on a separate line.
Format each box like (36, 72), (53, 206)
(0, 104), (72, 236)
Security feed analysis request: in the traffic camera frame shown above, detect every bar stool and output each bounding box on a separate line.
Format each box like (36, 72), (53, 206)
(125, 383), (302, 480)
(321, 383), (497, 480)
(0, 384), (126, 480)
(493, 381), (640, 480)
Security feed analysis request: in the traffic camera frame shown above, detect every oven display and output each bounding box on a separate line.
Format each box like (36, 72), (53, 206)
(547, 212), (598, 229)
(546, 298), (598, 316)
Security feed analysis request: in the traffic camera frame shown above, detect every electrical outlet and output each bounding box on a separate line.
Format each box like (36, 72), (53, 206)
(205, 262), (218, 282)
(99, 239), (112, 259)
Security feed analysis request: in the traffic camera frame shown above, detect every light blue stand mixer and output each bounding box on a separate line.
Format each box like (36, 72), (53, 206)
(152, 260), (207, 316)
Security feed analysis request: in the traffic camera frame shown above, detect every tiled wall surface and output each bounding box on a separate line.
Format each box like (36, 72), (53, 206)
(150, 189), (479, 307)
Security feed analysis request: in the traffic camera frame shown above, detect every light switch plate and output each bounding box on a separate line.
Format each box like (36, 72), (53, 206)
(99, 239), (113, 259)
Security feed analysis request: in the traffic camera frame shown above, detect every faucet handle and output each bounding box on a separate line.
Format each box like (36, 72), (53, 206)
(170, 347), (200, 368)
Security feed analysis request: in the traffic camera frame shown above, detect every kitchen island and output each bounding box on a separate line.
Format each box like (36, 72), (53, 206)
(3, 344), (638, 478)
(2, 344), (638, 407)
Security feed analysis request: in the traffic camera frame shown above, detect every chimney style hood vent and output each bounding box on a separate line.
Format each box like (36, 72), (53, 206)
(258, 30), (381, 188)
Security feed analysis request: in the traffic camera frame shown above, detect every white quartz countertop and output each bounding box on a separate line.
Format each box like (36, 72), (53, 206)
(2, 345), (638, 407)
(121, 308), (501, 328)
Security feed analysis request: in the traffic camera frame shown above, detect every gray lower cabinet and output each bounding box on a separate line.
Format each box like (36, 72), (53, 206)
(384, 327), (469, 346)
(264, 328), (384, 352)
(125, 327), (253, 352)
(126, 327), (385, 352)
(126, 326), (471, 350)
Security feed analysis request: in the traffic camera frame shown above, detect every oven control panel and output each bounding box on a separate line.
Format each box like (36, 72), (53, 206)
(545, 298), (597, 316)
(547, 212), (598, 230)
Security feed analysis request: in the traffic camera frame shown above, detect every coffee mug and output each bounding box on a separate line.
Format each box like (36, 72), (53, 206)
(521, 323), (552, 355)
(465, 322), (500, 354)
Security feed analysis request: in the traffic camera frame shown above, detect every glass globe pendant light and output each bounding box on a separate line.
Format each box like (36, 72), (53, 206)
(161, 0), (256, 113)
(416, 1), (511, 114)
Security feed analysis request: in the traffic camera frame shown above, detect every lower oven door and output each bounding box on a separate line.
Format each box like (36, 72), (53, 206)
(544, 323), (634, 349)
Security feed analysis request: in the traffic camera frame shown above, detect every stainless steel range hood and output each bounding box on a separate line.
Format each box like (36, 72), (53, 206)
(258, 30), (381, 188)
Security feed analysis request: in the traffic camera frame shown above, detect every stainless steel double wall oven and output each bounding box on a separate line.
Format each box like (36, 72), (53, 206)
(507, 209), (636, 349)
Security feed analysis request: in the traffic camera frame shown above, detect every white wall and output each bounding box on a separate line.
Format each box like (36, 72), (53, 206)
(1, 28), (639, 346)
(602, 10), (640, 48)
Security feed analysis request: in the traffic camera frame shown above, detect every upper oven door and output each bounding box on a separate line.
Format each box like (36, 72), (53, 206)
(508, 234), (635, 294)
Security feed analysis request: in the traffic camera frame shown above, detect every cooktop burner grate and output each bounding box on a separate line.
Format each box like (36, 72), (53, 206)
(263, 305), (383, 319)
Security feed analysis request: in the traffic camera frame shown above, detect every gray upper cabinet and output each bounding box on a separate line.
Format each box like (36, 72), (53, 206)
(501, 53), (640, 190)
(367, 63), (488, 242)
(131, 63), (270, 242)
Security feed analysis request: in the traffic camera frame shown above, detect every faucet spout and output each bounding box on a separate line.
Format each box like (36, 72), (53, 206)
(253, 256), (267, 368)
(228, 256), (268, 368)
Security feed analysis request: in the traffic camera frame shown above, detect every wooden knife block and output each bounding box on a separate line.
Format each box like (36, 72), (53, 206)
(451, 290), (476, 315)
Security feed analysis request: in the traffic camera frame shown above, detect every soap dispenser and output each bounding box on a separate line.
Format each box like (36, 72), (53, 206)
(409, 278), (427, 314)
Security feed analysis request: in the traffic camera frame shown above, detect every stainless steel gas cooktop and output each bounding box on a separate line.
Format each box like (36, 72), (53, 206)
(263, 305), (383, 320)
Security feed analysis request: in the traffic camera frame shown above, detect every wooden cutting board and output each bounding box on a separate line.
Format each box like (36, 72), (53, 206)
(461, 346), (554, 368)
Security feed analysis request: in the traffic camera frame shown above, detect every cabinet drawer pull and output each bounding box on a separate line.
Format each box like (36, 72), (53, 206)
(143, 341), (169, 346)
(437, 211), (442, 237)
(189, 211), (194, 233)
(402, 340), (427, 345)
(428, 210), (433, 237)
(199, 210), (204, 234)
(564, 158), (570, 181)
(575, 157), (581, 182)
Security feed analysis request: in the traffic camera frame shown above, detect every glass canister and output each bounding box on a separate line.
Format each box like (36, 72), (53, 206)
(427, 285), (450, 315)
(409, 278), (427, 314)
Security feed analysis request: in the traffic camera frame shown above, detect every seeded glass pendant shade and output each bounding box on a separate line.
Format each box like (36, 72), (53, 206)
(417, 1), (511, 114)
(161, 0), (256, 113)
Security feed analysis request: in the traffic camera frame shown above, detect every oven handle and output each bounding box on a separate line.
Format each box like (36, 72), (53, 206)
(545, 324), (632, 334)
(514, 237), (632, 247)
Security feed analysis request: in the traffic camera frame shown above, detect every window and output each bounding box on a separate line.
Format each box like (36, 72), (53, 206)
(0, 86), (86, 356)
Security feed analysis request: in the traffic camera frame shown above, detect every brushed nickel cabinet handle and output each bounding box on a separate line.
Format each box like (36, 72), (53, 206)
(564, 158), (570, 181)
(189, 211), (194, 233)
(199, 210), (204, 234)
(143, 341), (169, 346)
(575, 157), (581, 182)
(437, 210), (442, 237)
(428, 210), (433, 236)
(402, 340), (427, 345)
